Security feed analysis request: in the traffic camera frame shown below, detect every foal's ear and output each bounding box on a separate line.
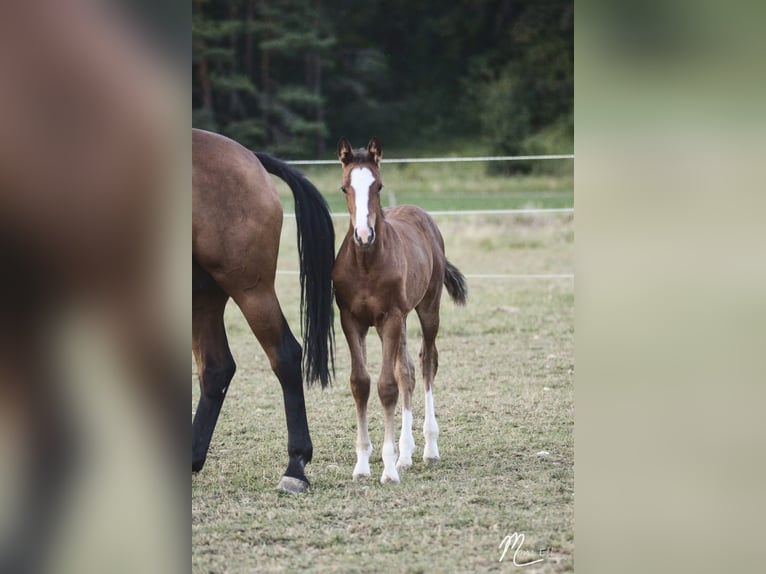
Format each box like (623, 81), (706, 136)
(338, 137), (354, 165)
(367, 137), (382, 166)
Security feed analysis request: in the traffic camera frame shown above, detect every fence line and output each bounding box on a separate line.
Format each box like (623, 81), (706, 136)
(288, 154), (574, 166)
(420, 208), (572, 217)
(275, 270), (572, 280)
(279, 155), (573, 280)
(464, 273), (573, 280)
(283, 207), (573, 219)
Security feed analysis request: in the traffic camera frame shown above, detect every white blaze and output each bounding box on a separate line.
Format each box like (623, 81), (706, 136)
(350, 167), (375, 241)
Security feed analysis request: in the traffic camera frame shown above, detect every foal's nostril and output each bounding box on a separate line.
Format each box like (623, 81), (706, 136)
(354, 226), (375, 246)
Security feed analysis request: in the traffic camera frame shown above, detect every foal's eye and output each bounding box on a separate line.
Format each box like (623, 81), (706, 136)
(341, 186), (347, 194)
(378, 183), (384, 191)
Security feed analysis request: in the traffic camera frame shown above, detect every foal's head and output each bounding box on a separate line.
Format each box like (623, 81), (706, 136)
(338, 137), (383, 249)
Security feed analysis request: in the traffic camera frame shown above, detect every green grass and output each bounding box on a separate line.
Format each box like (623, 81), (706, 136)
(192, 175), (574, 573)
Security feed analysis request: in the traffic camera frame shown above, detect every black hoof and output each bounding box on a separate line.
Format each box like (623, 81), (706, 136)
(276, 475), (309, 493)
(192, 458), (205, 473)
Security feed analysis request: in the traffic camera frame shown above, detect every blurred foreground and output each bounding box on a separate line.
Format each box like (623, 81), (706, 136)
(0, 1), (187, 572)
(576, 2), (766, 573)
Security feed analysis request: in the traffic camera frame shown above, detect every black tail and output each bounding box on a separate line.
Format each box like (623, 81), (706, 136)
(444, 260), (467, 306)
(255, 152), (335, 388)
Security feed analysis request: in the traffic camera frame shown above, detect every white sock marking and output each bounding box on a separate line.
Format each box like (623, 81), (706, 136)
(381, 439), (400, 483)
(353, 443), (373, 479)
(398, 408), (415, 470)
(353, 413), (372, 479)
(423, 388), (440, 462)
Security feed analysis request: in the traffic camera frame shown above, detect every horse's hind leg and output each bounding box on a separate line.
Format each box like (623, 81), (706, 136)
(192, 287), (235, 472)
(416, 293), (442, 464)
(233, 288), (312, 493)
(394, 319), (416, 472)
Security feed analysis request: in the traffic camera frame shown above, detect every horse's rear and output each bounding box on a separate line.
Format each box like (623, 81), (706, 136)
(383, 205), (452, 306)
(193, 130), (283, 288)
(192, 129), (334, 492)
(386, 206), (468, 308)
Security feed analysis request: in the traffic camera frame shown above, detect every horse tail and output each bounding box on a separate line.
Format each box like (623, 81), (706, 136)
(255, 152), (335, 388)
(444, 259), (468, 306)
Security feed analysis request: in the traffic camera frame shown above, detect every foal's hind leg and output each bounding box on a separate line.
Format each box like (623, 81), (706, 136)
(339, 309), (372, 479)
(192, 287), (235, 472)
(232, 287), (312, 493)
(416, 294), (442, 464)
(394, 319), (416, 472)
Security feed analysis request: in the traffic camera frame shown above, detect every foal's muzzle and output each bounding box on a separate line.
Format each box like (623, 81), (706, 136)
(353, 226), (376, 248)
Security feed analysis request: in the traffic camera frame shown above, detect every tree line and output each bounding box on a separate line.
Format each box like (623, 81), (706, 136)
(192, 0), (572, 170)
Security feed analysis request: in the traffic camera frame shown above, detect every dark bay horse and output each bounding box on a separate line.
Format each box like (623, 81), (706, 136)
(332, 137), (467, 484)
(192, 129), (335, 492)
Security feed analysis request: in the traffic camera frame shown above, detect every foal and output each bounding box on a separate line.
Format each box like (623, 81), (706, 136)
(332, 137), (467, 484)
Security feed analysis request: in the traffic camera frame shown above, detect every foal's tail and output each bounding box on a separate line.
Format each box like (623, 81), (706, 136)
(444, 260), (468, 306)
(255, 152), (335, 388)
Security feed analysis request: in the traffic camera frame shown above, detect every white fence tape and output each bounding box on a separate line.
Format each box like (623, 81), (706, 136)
(288, 154), (574, 165)
(284, 207), (573, 218)
(276, 271), (573, 280)
(277, 155), (573, 280)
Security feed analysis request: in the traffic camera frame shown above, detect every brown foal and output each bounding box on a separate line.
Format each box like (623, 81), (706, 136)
(332, 137), (467, 483)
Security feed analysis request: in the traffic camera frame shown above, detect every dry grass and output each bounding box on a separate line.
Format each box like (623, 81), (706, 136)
(192, 181), (573, 573)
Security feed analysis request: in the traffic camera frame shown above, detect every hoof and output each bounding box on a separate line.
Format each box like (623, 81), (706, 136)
(423, 456), (441, 465)
(396, 458), (412, 472)
(380, 471), (400, 484)
(192, 459), (205, 473)
(276, 476), (309, 494)
(352, 455), (372, 480)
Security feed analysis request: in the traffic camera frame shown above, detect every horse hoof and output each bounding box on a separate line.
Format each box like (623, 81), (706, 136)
(277, 476), (309, 494)
(380, 472), (400, 484)
(396, 459), (412, 472)
(353, 459), (371, 479)
(423, 456), (441, 465)
(192, 459), (205, 473)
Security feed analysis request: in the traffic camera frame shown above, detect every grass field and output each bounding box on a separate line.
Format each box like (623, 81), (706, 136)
(192, 166), (574, 573)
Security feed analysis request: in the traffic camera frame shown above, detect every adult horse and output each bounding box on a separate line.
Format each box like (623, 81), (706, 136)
(192, 129), (335, 493)
(332, 137), (467, 484)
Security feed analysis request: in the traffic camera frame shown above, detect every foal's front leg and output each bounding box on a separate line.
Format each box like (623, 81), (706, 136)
(377, 313), (403, 484)
(340, 309), (372, 479)
(395, 321), (416, 472)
